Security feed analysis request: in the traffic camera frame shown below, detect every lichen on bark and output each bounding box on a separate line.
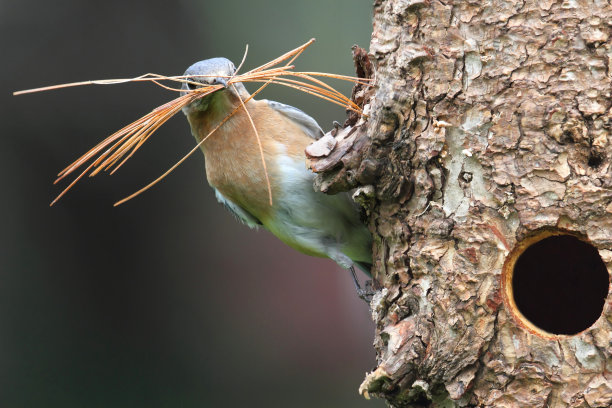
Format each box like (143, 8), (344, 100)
(309, 0), (612, 406)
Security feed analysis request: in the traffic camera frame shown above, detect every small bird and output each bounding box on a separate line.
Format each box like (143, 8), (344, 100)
(181, 58), (372, 297)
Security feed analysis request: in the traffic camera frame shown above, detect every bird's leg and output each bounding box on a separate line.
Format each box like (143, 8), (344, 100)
(349, 266), (374, 303)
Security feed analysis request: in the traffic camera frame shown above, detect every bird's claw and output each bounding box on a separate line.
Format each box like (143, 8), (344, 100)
(357, 280), (375, 303)
(349, 266), (375, 304)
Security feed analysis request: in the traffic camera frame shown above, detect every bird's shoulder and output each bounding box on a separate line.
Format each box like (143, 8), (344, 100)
(263, 100), (324, 140)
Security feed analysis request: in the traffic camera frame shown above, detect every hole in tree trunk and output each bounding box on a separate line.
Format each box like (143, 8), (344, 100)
(504, 232), (610, 336)
(587, 153), (604, 168)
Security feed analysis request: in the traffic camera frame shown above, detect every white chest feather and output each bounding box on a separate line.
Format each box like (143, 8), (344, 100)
(265, 152), (372, 267)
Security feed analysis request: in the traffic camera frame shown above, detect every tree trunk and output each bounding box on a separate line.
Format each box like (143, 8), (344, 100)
(309, 0), (612, 406)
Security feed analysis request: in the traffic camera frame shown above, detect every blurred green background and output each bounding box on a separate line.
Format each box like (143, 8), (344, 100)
(2, 1), (384, 407)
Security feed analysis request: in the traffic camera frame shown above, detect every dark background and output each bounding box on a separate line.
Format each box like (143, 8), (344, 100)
(2, 1), (383, 407)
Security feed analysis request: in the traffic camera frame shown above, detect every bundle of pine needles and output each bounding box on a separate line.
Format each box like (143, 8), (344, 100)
(14, 39), (370, 206)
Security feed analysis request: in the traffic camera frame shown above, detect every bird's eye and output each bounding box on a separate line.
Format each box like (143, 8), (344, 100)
(187, 81), (198, 90)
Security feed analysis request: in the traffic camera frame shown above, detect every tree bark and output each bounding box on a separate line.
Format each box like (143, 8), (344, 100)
(309, 0), (612, 406)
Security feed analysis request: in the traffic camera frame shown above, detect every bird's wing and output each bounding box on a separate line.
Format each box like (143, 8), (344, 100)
(214, 189), (262, 229)
(265, 100), (324, 140)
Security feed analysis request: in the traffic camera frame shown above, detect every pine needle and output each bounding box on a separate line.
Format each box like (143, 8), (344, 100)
(14, 39), (372, 206)
(232, 84), (273, 206)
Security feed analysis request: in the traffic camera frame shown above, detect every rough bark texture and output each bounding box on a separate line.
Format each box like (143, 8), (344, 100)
(309, 0), (612, 406)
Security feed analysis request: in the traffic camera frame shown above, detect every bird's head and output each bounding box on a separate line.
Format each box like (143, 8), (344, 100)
(181, 57), (249, 116)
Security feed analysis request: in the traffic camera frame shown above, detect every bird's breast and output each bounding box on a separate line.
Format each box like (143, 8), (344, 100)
(188, 99), (314, 224)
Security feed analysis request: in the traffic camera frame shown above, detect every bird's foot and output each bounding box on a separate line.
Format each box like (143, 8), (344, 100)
(356, 280), (375, 303)
(349, 266), (375, 304)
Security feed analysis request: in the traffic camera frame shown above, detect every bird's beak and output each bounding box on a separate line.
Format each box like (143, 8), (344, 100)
(214, 77), (228, 88)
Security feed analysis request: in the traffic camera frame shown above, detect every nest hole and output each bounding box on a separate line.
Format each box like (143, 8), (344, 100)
(505, 233), (609, 336)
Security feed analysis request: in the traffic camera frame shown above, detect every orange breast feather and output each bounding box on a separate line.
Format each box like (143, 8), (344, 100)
(189, 99), (313, 223)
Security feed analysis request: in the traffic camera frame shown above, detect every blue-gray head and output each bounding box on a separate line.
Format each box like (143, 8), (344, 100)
(181, 57), (249, 115)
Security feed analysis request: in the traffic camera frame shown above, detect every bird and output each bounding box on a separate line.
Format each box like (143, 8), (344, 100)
(180, 57), (373, 298)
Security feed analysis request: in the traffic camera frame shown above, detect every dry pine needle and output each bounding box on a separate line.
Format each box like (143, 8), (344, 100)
(14, 39), (371, 206)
